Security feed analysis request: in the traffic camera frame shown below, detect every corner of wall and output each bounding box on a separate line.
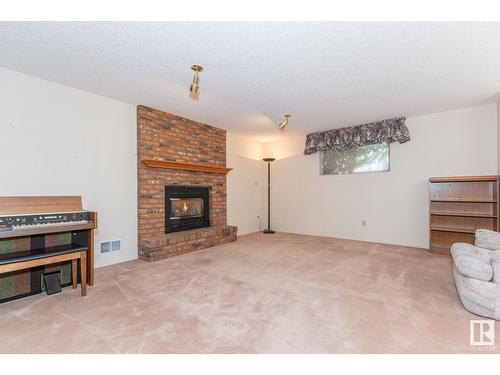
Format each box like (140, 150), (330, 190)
(226, 133), (267, 235)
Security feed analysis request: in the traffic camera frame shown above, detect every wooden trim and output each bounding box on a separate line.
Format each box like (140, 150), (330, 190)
(142, 159), (232, 174)
(429, 175), (500, 183)
(0, 196), (82, 215)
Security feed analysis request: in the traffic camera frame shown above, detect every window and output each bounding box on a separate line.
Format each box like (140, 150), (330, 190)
(320, 143), (390, 175)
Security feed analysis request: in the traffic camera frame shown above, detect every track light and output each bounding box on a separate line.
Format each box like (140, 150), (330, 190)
(189, 65), (203, 99)
(278, 114), (291, 132)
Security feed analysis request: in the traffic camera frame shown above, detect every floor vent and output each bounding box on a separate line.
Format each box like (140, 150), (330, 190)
(99, 239), (122, 254)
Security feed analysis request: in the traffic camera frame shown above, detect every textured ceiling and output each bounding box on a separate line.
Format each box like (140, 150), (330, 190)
(1, 22), (500, 141)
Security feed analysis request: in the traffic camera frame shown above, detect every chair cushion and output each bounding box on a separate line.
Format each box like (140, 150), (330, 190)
(475, 229), (500, 251)
(451, 243), (493, 282)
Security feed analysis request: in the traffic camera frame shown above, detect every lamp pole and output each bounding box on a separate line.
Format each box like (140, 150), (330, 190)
(263, 157), (276, 234)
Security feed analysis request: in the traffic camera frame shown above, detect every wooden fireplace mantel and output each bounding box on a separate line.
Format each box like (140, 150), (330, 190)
(142, 159), (232, 174)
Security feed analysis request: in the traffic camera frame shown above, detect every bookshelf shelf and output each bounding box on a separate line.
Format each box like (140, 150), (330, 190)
(430, 212), (497, 218)
(430, 227), (476, 234)
(430, 199), (496, 203)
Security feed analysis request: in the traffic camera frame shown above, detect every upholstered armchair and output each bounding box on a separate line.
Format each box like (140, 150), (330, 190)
(451, 229), (500, 320)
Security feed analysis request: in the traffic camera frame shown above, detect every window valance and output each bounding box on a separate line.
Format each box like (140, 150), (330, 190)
(304, 116), (410, 155)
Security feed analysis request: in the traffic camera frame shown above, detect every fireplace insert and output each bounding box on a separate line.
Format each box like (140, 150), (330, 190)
(165, 186), (210, 233)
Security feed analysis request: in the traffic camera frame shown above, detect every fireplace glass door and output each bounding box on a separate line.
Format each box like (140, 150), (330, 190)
(165, 186), (210, 233)
(170, 197), (204, 220)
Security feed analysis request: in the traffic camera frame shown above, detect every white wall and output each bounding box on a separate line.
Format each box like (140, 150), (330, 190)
(226, 133), (266, 234)
(1, 66), (497, 259)
(0, 67), (138, 267)
(263, 104), (498, 249)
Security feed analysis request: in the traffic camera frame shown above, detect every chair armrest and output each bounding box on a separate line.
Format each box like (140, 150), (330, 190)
(451, 243), (493, 282)
(475, 229), (500, 250)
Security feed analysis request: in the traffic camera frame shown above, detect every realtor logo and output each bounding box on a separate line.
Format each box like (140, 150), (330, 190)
(470, 320), (495, 346)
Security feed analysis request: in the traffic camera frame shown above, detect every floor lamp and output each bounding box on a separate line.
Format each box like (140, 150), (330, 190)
(263, 157), (275, 234)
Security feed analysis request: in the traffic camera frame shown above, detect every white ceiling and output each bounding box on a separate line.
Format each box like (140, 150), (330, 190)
(1, 22), (500, 141)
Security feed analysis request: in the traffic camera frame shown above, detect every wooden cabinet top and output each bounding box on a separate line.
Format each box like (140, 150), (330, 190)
(429, 175), (499, 183)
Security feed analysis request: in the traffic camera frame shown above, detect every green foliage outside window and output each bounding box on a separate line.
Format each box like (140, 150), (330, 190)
(320, 143), (390, 175)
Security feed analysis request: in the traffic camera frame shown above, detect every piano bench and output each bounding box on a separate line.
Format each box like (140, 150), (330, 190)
(0, 244), (88, 297)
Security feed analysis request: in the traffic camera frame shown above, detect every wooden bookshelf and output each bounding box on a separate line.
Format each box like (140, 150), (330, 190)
(429, 176), (499, 255)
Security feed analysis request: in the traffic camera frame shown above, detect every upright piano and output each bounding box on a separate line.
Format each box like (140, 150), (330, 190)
(0, 196), (96, 303)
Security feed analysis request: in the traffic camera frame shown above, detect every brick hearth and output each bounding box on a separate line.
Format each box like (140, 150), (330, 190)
(137, 105), (237, 261)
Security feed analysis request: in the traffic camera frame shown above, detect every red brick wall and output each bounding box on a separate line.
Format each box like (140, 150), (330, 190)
(137, 105), (236, 261)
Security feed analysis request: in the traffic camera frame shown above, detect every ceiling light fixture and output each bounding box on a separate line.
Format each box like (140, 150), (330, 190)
(278, 114), (291, 132)
(189, 64), (203, 98)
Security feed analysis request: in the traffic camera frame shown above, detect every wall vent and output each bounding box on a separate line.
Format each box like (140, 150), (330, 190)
(99, 239), (122, 254)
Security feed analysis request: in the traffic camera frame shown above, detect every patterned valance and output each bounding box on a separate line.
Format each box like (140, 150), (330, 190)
(304, 116), (410, 155)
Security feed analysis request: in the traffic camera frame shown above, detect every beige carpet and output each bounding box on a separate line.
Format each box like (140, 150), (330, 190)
(0, 232), (498, 353)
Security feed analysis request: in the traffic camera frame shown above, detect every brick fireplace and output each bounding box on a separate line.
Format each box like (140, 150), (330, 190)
(137, 105), (237, 261)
